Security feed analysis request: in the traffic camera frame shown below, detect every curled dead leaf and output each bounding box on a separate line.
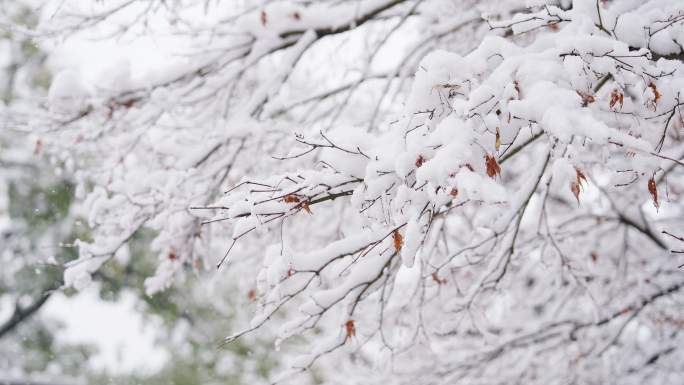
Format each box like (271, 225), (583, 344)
(609, 89), (624, 110)
(393, 230), (403, 253)
(648, 176), (659, 210)
(282, 194), (300, 203)
(570, 181), (581, 204)
(485, 154), (501, 179)
(300, 201), (312, 215)
(450, 187), (459, 197)
(345, 319), (356, 339)
(431, 272), (447, 285)
(577, 91), (595, 107)
(260, 10), (267, 26)
(570, 167), (588, 204)
(575, 167), (587, 185)
(649, 83), (661, 104)
(415, 155), (425, 168)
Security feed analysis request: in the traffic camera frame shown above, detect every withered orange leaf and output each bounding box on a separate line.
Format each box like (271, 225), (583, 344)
(431, 272), (447, 285)
(648, 176), (659, 210)
(247, 289), (256, 302)
(485, 155), (501, 179)
(282, 194), (300, 203)
(576, 91), (595, 107)
(570, 167), (588, 204)
(345, 319), (356, 339)
(575, 167), (587, 185)
(609, 89), (624, 110)
(120, 98), (136, 109)
(260, 10), (267, 26)
(590, 251), (598, 263)
(300, 201), (312, 214)
(649, 83), (661, 104)
(570, 181), (581, 204)
(393, 230), (403, 253)
(415, 155), (425, 168)
(450, 187), (459, 197)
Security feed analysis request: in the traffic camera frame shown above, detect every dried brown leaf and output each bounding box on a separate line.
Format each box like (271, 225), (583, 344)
(649, 83), (661, 104)
(300, 201), (312, 215)
(415, 155), (425, 168)
(610, 89), (624, 110)
(648, 176), (659, 210)
(590, 251), (598, 263)
(431, 272), (447, 285)
(575, 167), (587, 185)
(577, 91), (595, 107)
(485, 155), (501, 179)
(345, 319), (356, 339)
(570, 181), (581, 204)
(393, 230), (403, 253)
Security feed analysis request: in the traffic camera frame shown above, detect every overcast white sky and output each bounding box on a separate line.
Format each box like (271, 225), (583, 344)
(44, 288), (168, 374)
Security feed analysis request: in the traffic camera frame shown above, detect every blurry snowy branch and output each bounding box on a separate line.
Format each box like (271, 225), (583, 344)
(1, 380), (74, 385)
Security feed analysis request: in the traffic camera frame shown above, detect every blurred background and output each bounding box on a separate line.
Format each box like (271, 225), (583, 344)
(0, 2), (278, 384)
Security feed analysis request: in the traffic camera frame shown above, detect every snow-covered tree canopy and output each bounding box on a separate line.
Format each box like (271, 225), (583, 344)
(19, 0), (684, 383)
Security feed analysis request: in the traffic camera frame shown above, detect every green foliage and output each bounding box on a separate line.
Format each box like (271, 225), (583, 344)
(0, 170), (93, 375)
(8, 178), (74, 236)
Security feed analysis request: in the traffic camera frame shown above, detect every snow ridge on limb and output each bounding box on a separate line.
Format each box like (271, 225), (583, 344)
(213, 1), (684, 383)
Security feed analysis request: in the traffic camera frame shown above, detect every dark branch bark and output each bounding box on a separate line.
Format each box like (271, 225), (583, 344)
(280, 0), (409, 39)
(0, 288), (55, 339)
